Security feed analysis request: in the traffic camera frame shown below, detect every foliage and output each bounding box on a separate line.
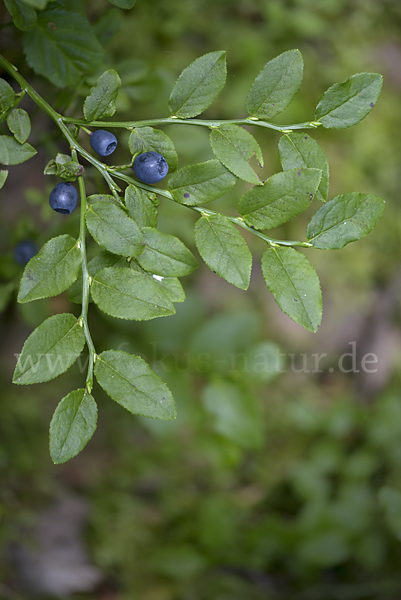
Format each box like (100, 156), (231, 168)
(0, 0), (385, 465)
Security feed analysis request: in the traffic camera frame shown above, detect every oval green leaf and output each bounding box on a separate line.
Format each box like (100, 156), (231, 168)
(4, 0), (37, 31)
(0, 135), (36, 166)
(7, 108), (31, 144)
(49, 389), (97, 464)
(246, 49), (304, 120)
(23, 10), (103, 88)
(167, 159), (237, 206)
(306, 193), (385, 249)
(261, 246), (322, 332)
(13, 313), (86, 385)
(94, 350), (176, 420)
(168, 51), (227, 118)
(18, 234), (82, 303)
(0, 78), (15, 115)
(136, 227), (198, 277)
(83, 69), (121, 121)
(210, 124), (263, 185)
(125, 185), (158, 228)
(315, 73), (383, 129)
(278, 133), (329, 202)
(194, 214), (252, 290)
(86, 201), (144, 257)
(92, 267), (175, 320)
(238, 168), (322, 230)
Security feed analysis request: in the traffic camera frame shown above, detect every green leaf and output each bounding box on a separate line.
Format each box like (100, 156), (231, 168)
(0, 79), (16, 115)
(0, 170), (8, 189)
(167, 159), (237, 206)
(202, 380), (263, 449)
(91, 267), (175, 320)
(194, 214), (252, 290)
(238, 168), (322, 230)
(4, 0), (37, 31)
(107, 0), (136, 8)
(136, 227), (198, 277)
(6, 108), (31, 144)
(0, 135), (36, 166)
(246, 49), (304, 120)
(168, 51), (227, 118)
(210, 124), (263, 185)
(261, 246), (322, 332)
(278, 133), (329, 202)
(86, 201), (144, 257)
(23, 10), (103, 88)
(128, 127), (178, 172)
(124, 185), (158, 228)
(21, 0), (48, 8)
(155, 276), (185, 303)
(68, 251), (128, 304)
(83, 69), (121, 121)
(49, 389), (97, 464)
(379, 487), (401, 539)
(94, 350), (176, 420)
(13, 313), (85, 385)
(315, 73), (383, 129)
(87, 193), (120, 208)
(306, 193), (385, 249)
(18, 234), (82, 303)
(44, 153), (84, 181)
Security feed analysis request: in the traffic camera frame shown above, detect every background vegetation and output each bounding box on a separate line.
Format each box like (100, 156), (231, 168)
(1, 0), (401, 598)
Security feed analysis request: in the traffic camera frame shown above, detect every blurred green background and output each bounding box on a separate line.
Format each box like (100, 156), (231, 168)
(1, 0), (401, 598)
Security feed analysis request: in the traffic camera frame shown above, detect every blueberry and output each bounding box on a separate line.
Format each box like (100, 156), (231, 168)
(90, 130), (118, 156)
(49, 182), (78, 214)
(14, 240), (38, 266)
(132, 151), (169, 184)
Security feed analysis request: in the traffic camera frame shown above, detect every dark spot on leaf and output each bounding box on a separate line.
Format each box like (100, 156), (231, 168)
(304, 136), (308, 140)
(250, 225), (255, 229)
(297, 170), (301, 177)
(27, 273), (33, 281)
(47, 21), (57, 30)
(184, 193), (190, 199)
(370, 102), (374, 107)
(294, 298), (298, 301)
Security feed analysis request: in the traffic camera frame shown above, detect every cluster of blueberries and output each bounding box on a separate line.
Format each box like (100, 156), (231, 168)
(49, 130), (169, 214)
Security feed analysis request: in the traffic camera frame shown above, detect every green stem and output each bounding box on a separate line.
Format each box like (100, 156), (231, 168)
(62, 115), (321, 133)
(72, 149), (96, 393)
(0, 51), (312, 251)
(110, 171), (311, 248)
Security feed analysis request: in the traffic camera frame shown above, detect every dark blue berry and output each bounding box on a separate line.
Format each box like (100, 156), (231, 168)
(49, 182), (78, 214)
(14, 240), (38, 266)
(132, 151), (169, 184)
(90, 130), (118, 156)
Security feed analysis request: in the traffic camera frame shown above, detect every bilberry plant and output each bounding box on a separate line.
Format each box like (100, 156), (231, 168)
(0, 6), (384, 463)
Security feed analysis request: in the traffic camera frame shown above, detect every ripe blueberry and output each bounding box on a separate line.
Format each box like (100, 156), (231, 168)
(90, 130), (118, 156)
(49, 182), (78, 214)
(132, 151), (169, 184)
(14, 240), (38, 266)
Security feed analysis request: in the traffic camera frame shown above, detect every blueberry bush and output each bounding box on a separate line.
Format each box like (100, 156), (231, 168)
(0, 1), (385, 466)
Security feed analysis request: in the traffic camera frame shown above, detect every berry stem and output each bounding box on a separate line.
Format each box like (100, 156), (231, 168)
(61, 116), (322, 133)
(108, 170), (311, 248)
(72, 149), (96, 394)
